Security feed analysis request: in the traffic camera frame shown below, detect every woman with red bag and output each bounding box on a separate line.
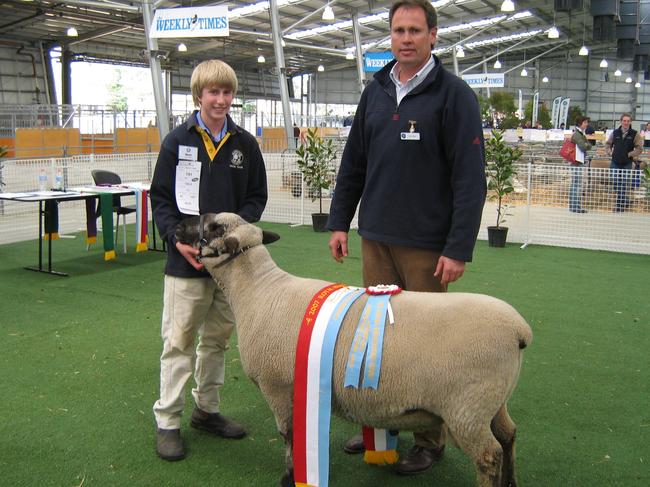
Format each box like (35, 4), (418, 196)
(568, 116), (593, 213)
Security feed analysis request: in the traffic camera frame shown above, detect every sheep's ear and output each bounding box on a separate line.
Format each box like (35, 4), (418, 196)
(262, 230), (280, 245)
(224, 235), (240, 255)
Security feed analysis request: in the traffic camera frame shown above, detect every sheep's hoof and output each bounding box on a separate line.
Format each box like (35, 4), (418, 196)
(279, 470), (294, 487)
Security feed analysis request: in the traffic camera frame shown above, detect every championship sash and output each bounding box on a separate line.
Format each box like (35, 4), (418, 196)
(134, 189), (148, 252)
(294, 284), (366, 487)
(294, 284), (401, 486)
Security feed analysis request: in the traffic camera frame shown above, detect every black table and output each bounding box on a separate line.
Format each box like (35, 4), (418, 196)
(0, 185), (157, 276)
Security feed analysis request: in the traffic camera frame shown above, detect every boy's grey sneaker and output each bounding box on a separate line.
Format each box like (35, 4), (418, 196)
(190, 407), (247, 439)
(156, 428), (185, 461)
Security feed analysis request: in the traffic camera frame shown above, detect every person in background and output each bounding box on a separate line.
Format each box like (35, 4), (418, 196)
(293, 123), (301, 146)
(584, 121), (596, 146)
(605, 113), (642, 212)
(150, 59), (268, 461)
(644, 121), (650, 148)
(568, 116), (592, 213)
(326, 0), (486, 477)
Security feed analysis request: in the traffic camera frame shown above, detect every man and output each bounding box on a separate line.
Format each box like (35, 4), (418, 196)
(605, 113), (642, 212)
(584, 121), (596, 146)
(327, 0), (486, 477)
(150, 59), (268, 461)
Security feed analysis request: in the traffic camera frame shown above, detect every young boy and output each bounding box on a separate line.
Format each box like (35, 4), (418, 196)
(150, 59), (267, 461)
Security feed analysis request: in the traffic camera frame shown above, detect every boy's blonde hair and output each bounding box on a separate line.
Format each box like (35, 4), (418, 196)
(190, 60), (238, 107)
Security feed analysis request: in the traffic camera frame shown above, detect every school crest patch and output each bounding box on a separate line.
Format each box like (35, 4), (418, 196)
(230, 149), (244, 169)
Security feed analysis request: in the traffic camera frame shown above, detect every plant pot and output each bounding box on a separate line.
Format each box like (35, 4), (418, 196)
(487, 226), (508, 247)
(311, 213), (329, 232)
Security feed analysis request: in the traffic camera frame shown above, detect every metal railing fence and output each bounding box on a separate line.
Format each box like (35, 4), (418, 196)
(1, 155), (649, 255)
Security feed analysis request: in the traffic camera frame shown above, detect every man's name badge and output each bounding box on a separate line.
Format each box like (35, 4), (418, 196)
(401, 120), (420, 140)
(178, 145), (198, 161)
(400, 132), (420, 141)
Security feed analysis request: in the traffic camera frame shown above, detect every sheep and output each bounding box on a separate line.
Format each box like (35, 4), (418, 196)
(175, 212), (533, 487)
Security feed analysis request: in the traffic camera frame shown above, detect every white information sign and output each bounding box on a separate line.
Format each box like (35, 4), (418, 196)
(175, 160), (201, 215)
(150, 6), (229, 39)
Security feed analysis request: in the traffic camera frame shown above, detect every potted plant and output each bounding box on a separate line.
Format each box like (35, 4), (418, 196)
(295, 128), (336, 232)
(485, 129), (522, 247)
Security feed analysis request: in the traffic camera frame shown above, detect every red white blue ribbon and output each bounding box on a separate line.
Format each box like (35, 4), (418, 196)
(316, 287), (365, 486)
(293, 283), (344, 487)
(293, 285), (365, 487)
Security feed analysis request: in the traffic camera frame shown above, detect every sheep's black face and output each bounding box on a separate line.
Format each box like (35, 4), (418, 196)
(175, 216), (202, 246)
(175, 212), (278, 261)
(175, 214), (223, 245)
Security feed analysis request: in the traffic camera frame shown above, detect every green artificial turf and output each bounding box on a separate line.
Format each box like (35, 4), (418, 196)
(0, 224), (648, 486)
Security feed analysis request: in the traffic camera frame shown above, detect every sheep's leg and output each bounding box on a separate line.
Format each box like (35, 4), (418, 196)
(446, 419), (503, 487)
(258, 384), (294, 486)
(279, 429), (294, 487)
(490, 405), (517, 487)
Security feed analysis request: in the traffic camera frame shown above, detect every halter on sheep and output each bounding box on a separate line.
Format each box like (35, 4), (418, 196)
(176, 212), (533, 487)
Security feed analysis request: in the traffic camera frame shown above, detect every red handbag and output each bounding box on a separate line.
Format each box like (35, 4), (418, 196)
(559, 139), (576, 163)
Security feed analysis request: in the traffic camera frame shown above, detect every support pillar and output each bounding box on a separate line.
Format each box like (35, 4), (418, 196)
(269, 0), (295, 150)
(142, 0), (170, 142)
(61, 48), (72, 106)
(352, 10), (365, 96)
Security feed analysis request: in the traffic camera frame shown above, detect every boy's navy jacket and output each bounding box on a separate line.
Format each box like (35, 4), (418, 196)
(151, 111), (268, 277)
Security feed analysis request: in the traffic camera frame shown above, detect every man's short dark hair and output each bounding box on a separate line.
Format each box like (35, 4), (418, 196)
(575, 116), (589, 126)
(389, 0), (437, 29)
(620, 113), (632, 121)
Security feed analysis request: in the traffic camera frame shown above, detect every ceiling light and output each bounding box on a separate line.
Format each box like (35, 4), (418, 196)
(600, 59), (608, 68)
(322, 4), (335, 21)
(579, 45), (588, 56)
(493, 59), (502, 69)
(635, 81), (641, 88)
(345, 52), (354, 60)
(177, 43), (187, 52)
(542, 76), (549, 83)
(257, 55), (265, 63)
(66, 27), (78, 37)
(501, 0), (515, 12)
(625, 77), (632, 83)
(456, 46), (465, 58)
(614, 69), (622, 76)
(547, 26), (559, 39)
(317, 64), (325, 72)
(520, 67), (528, 77)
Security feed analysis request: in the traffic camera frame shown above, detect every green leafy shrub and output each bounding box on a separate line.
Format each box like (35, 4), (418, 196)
(485, 130), (522, 228)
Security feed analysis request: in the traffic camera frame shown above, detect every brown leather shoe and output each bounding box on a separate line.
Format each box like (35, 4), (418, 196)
(156, 428), (185, 461)
(343, 433), (365, 454)
(395, 445), (445, 476)
(190, 407), (247, 439)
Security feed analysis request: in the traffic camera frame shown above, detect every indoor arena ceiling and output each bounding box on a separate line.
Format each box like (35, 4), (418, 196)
(0, 0), (614, 76)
